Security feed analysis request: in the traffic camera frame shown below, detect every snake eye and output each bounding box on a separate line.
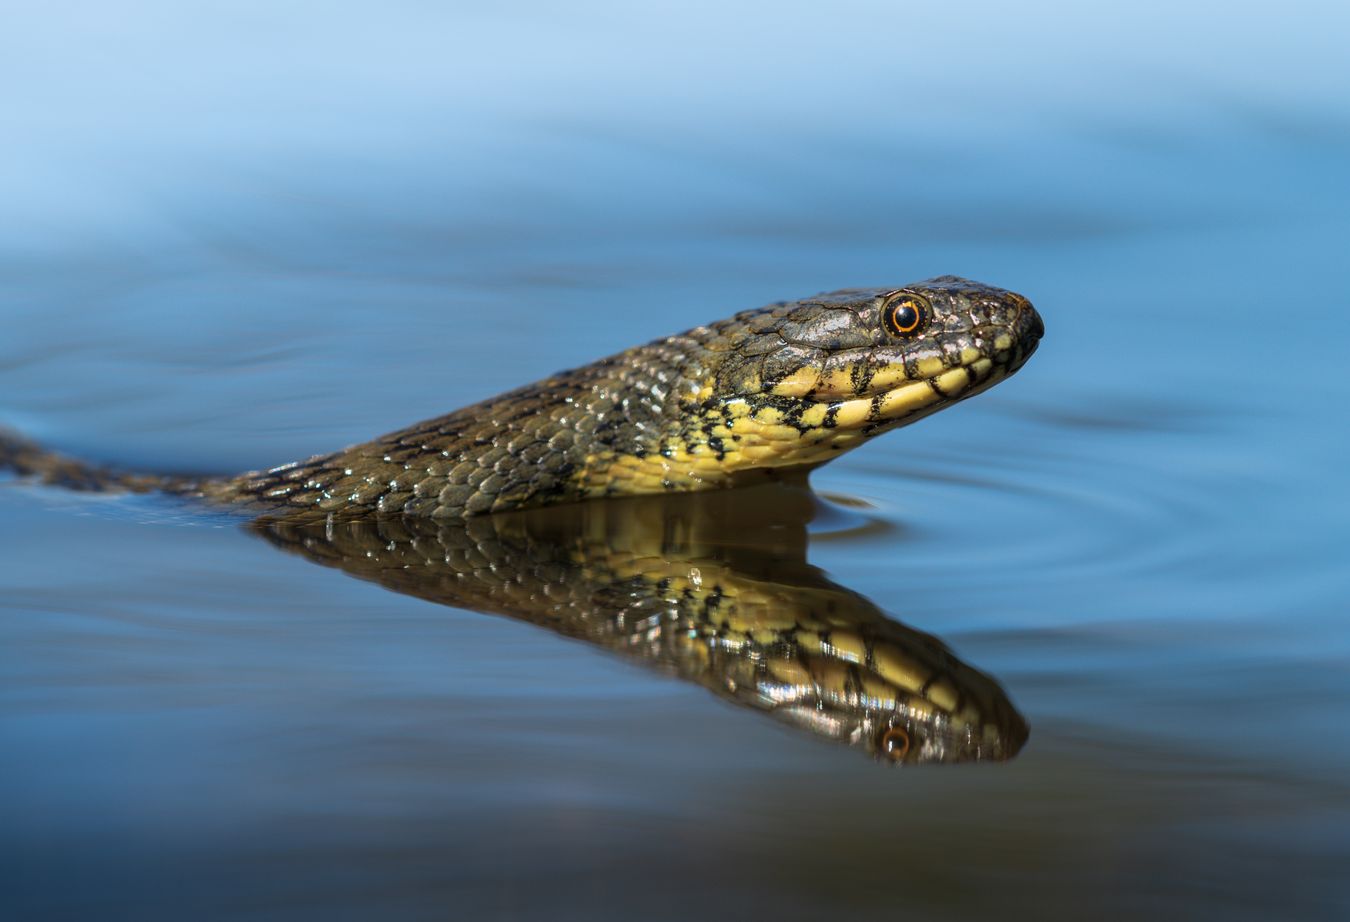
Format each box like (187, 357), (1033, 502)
(880, 726), (912, 761)
(883, 293), (931, 338)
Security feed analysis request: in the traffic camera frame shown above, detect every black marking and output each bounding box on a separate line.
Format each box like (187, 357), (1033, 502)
(930, 368), (968, 399)
(849, 360), (876, 397)
(903, 352), (921, 379)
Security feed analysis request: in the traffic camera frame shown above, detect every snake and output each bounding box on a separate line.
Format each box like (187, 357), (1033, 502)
(256, 484), (1029, 763)
(2, 276), (1041, 763)
(1, 276), (1043, 520)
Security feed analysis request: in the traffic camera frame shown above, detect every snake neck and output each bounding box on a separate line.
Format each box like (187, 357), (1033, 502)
(205, 336), (723, 519)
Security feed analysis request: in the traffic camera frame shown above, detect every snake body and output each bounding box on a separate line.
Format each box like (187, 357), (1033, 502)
(257, 485), (1029, 763)
(2, 276), (1042, 518)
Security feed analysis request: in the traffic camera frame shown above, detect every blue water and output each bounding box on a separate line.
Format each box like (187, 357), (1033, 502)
(3, 2), (1349, 919)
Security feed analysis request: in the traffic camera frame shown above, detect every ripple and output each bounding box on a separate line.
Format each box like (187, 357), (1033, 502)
(808, 491), (908, 544)
(824, 394), (1277, 621)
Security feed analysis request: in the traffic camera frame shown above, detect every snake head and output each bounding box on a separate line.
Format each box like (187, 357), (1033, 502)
(758, 629), (1031, 765)
(676, 277), (1044, 475)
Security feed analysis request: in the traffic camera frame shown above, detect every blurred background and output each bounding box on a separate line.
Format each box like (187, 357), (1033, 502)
(2, 2), (1348, 920)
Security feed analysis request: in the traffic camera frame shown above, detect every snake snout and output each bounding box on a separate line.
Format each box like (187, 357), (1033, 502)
(1020, 301), (1045, 343)
(980, 291), (1043, 375)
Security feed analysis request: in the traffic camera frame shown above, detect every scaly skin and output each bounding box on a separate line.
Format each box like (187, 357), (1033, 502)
(254, 485), (1029, 764)
(1, 276), (1042, 518)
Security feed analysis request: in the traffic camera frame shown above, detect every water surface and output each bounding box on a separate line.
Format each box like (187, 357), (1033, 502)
(3, 2), (1349, 919)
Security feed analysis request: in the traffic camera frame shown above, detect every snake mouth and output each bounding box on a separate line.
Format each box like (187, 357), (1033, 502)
(784, 336), (1028, 434)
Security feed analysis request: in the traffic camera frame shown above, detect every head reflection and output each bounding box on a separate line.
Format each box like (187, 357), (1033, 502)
(252, 484), (1028, 765)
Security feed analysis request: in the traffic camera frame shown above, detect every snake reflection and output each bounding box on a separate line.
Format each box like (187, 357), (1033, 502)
(254, 483), (1028, 765)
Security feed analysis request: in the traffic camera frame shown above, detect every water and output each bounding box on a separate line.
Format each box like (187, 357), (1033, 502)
(3, 2), (1349, 919)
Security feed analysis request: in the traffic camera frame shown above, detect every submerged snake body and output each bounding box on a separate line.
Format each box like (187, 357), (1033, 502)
(2, 277), (1042, 518)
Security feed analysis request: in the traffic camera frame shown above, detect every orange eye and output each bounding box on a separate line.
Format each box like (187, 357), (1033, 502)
(881, 726), (911, 760)
(883, 293), (930, 337)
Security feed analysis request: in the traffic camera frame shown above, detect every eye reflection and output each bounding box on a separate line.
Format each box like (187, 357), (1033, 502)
(881, 726), (913, 761)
